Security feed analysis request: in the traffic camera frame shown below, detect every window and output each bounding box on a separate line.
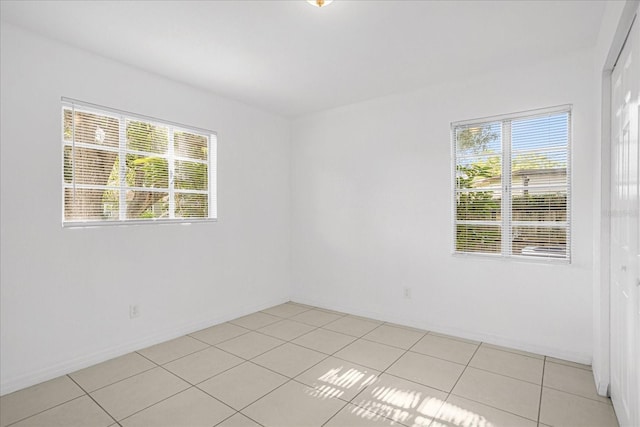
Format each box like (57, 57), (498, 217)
(452, 106), (571, 261)
(62, 98), (216, 226)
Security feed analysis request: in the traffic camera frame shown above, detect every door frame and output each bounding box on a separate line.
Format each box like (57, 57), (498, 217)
(596, 0), (639, 397)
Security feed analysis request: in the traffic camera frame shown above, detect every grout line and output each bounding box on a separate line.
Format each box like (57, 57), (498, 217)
(544, 358), (592, 371)
(84, 363), (159, 394)
(217, 411), (266, 427)
(538, 356), (546, 423)
(206, 318), (361, 424)
(195, 360), (288, 413)
(221, 334), (288, 360)
(115, 363), (239, 424)
(443, 392), (541, 423)
(104, 306), (324, 426)
(114, 383), (192, 423)
(228, 319), (281, 330)
(3, 393), (88, 427)
(357, 332), (426, 351)
(460, 365), (543, 387)
(66, 375), (119, 426)
(449, 342), (481, 393)
(479, 342), (545, 361)
(445, 344), (542, 423)
(258, 306), (314, 319)
(318, 397), (350, 426)
(253, 325), (322, 342)
(444, 344), (543, 423)
(403, 341), (551, 388)
(293, 324), (359, 356)
(402, 348), (468, 367)
(427, 331), (481, 345)
(541, 384), (614, 406)
(136, 339), (212, 366)
(135, 351), (162, 366)
(210, 411), (239, 427)
(205, 323), (333, 385)
(337, 333), (426, 424)
(188, 325), (253, 346)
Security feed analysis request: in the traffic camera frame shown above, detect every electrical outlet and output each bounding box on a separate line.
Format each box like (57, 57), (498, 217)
(129, 304), (140, 319)
(403, 287), (411, 299)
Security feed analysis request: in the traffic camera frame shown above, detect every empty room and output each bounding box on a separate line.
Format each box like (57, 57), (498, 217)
(0, 1), (638, 426)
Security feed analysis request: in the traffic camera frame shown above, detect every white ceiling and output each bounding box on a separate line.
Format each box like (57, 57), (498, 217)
(1, 0), (606, 117)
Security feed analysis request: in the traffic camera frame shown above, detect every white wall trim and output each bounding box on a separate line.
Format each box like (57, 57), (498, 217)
(292, 296), (592, 364)
(0, 296), (288, 396)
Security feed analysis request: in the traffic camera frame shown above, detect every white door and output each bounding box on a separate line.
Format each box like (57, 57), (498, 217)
(610, 10), (640, 427)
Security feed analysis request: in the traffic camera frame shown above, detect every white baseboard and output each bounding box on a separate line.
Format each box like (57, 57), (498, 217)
(0, 296), (288, 396)
(291, 295), (592, 365)
(592, 366), (610, 397)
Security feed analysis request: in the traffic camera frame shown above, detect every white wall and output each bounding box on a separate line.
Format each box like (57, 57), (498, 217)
(0, 24), (291, 395)
(291, 49), (597, 363)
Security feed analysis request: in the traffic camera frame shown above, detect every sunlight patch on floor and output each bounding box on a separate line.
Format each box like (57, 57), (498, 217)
(304, 364), (497, 427)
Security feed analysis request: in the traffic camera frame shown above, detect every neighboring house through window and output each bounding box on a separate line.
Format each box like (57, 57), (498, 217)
(452, 106), (571, 261)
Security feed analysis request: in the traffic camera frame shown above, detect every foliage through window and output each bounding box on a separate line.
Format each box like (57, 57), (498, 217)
(453, 107), (570, 261)
(62, 99), (216, 225)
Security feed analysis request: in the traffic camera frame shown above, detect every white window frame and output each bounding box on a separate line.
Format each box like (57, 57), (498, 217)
(451, 105), (572, 263)
(61, 97), (217, 227)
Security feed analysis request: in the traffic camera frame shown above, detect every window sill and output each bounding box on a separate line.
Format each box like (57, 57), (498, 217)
(452, 251), (571, 265)
(63, 218), (218, 228)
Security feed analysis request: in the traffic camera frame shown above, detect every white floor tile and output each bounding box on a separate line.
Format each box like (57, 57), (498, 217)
(451, 367), (540, 421)
(362, 324), (425, 350)
(189, 322), (249, 345)
(324, 316), (381, 337)
(70, 353), (156, 392)
(216, 413), (262, 427)
(163, 347), (243, 384)
(324, 403), (401, 426)
(334, 339), (405, 371)
(295, 356), (380, 402)
(539, 387), (618, 427)
(352, 373), (448, 427)
(290, 309), (343, 327)
(229, 312), (281, 330)
(543, 361), (610, 404)
(252, 343), (327, 378)
(90, 368), (189, 420)
(0, 376), (84, 427)
(119, 387), (234, 427)
(215, 331), (284, 359)
(292, 328), (356, 355)
(242, 380), (346, 427)
(261, 303), (311, 318)
(138, 336), (208, 365)
(198, 362), (288, 410)
(433, 395), (537, 427)
(411, 334), (478, 365)
(257, 319), (316, 341)
(10, 396), (113, 427)
(469, 346), (543, 384)
(387, 352), (465, 393)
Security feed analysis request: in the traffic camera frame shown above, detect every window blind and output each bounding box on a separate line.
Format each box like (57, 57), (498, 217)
(62, 98), (217, 226)
(453, 106), (571, 261)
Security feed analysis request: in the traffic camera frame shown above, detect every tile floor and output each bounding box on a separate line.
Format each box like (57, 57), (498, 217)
(0, 302), (620, 427)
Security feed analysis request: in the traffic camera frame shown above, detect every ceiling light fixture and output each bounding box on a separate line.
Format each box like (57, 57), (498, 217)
(307, 0), (333, 8)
